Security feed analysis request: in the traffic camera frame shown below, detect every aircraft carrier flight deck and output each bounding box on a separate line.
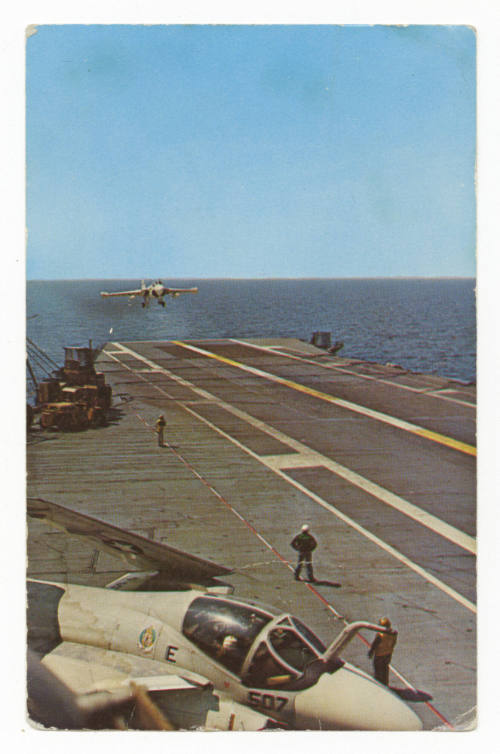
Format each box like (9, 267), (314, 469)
(27, 337), (476, 731)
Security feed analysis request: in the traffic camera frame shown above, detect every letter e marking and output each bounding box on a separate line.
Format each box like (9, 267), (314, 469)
(165, 645), (178, 663)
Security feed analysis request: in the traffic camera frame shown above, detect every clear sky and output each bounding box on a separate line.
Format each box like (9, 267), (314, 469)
(26, 24), (476, 280)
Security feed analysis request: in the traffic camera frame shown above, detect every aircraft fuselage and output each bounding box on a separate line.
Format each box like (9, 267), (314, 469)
(28, 580), (422, 731)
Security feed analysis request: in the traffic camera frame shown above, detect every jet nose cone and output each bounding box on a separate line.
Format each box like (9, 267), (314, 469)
(294, 665), (423, 731)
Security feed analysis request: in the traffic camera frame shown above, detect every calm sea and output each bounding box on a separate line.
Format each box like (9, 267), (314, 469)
(26, 278), (476, 386)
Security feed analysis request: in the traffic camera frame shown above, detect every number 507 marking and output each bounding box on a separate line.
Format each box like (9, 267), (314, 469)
(248, 691), (288, 712)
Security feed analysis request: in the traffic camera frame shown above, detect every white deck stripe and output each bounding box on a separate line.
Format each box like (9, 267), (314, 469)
(263, 451), (475, 554)
(173, 340), (476, 457)
(110, 341), (475, 553)
(108, 342), (476, 612)
(230, 338), (476, 409)
(265, 470), (476, 614)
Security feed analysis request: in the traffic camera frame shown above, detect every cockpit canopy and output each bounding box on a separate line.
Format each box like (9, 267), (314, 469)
(182, 595), (338, 689)
(182, 595), (270, 675)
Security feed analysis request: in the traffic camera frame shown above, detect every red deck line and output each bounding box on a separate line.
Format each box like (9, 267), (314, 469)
(136, 411), (453, 730)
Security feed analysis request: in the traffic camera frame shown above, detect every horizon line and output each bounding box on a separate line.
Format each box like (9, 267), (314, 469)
(27, 275), (476, 283)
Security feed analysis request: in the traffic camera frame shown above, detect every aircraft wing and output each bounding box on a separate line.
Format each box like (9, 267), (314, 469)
(100, 288), (143, 297)
(28, 648), (177, 730)
(42, 643), (212, 695)
(36, 643), (279, 730)
(164, 287), (198, 296)
(28, 497), (232, 584)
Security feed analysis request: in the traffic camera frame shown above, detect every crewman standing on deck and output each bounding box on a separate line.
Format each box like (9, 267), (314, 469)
(368, 617), (398, 685)
(155, 414), (166, 447)
(291, 524), (317, 582)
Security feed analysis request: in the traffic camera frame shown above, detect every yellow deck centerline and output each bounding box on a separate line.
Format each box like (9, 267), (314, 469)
(173, 341), (476, 457)
(230, 338), (476, 409)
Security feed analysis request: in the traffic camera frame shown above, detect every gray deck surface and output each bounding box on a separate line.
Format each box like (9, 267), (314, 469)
(27, 337), (476, 731)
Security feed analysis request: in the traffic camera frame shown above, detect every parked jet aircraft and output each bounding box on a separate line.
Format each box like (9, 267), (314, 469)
(100, 280), (198, 307)
(27, 498), (422, 731)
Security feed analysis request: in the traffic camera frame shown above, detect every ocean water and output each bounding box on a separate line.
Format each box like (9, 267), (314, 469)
(26, 278), (476, 387)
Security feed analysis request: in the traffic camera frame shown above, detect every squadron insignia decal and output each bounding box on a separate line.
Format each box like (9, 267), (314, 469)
(138, 626), (157, 652)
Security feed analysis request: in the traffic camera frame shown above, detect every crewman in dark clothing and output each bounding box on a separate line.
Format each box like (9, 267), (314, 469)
(291, 524), (317, 582)
(368, 617), (398, 685)
(155, 415), (166, 447)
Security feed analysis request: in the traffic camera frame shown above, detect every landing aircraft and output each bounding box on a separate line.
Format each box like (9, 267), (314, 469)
(100, 280), (198, 308)
(27, 498), (422, 731)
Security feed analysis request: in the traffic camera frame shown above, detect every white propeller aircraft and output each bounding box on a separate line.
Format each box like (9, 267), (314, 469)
(100, 280), (198, 308)
(27, 498), (422, 731)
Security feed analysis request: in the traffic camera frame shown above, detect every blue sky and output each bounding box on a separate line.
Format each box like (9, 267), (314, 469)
(26, 24), (476, 279)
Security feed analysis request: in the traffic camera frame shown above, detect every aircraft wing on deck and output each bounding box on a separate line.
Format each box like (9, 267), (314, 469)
(27, 497), (232, 585)
(34, 643), (279, 731)
(29, 644), (208, 730)
(42, 643), (213, 696)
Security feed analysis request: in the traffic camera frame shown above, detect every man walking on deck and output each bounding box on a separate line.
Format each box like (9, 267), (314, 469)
(368, 617), (398, 685)
(291, 524), (317, 582)
(155, 414), (166, 447)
